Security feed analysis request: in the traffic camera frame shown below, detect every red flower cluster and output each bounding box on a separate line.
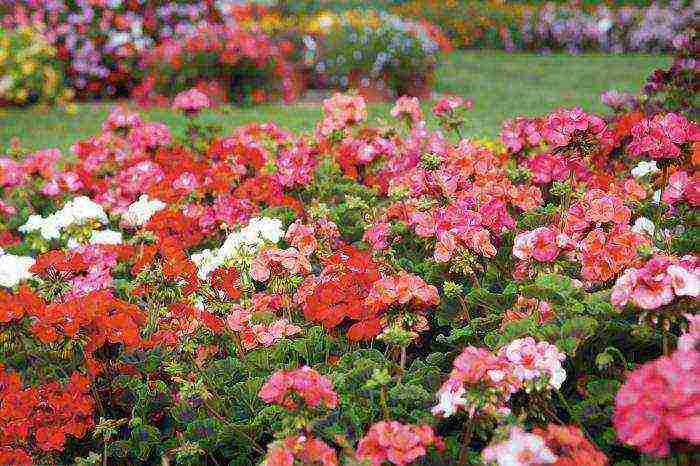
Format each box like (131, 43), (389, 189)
(356, 421), (443, 466)
(258, 366), (338, 411)
(0, 370), (94, 458)
(30, 290), (144, 354)
(298, 245), (382, 340)
(137, 23), (300, 106)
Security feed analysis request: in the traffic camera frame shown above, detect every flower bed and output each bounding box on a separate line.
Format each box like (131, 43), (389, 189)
(133, 22), (301, 106)
(394, 0), (697, 53)
(0, 84), (698, 464)
(1, 1), (224, 99)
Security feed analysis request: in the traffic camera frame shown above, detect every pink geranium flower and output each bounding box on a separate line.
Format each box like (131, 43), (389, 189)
(172, 88), (211, 115)
(356, 421), (443, 466)
(613, 348), (700, 457)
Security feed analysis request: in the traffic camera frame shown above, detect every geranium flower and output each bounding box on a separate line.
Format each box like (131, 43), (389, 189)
(356, 421), (443, 466)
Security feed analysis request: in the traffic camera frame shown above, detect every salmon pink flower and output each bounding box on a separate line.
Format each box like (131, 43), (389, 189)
(391, 96), (423, 125)
(356, 421), (443, 466)
(258, 366), (338, 411)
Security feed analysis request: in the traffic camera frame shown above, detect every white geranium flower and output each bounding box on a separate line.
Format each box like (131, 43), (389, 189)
(191, 217), (285, 278)
(631, 217), (656, 237)
(19, 196), (107, 241)
(191, 249), (224, 280)
(431, 386), (467, 418)
(122, 194), (166, 227)
(90, 229), (123, 245)
(631, 160), (659, 179)
(0, 253), (35, 288)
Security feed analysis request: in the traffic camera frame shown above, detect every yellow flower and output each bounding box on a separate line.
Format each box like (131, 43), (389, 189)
(21, 61), (36, 76)
(16, 88), (28, 102)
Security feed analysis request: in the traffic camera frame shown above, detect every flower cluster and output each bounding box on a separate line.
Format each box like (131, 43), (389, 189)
(611, 254), (699, 311)
(302, 9), (442, 100)
(628, 112), (699, 159)
(613, 339), (700, 456)
(137, 23), (300, 106)
(258, 366), (338, 411)
(0, 251), (34, 288)
(0, 26), (72, 106)
(263, 435), (338, 466)
(355, 421), (443, 466)
(395, 0), (696, 53)
(316, 92), (367, 137)
(0, 370), (94, 456)
(433, 337), (566, 418)
(483, 424), (607, 466)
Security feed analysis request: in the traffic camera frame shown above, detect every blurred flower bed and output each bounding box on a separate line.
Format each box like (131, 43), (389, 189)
(0, 1), (448, 105)
(394, 0), (697, 53)
(0, 26), (73, 106)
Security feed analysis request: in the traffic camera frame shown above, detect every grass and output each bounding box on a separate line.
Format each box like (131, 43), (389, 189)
(0, 50), (669, 152)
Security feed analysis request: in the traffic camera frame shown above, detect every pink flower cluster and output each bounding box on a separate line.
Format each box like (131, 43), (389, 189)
(225, 305), (302, 351)
(258, 366), (338, 411)
(364, 273), (440, 313)
(628, 113), (699, 159)
(274, 142), (318, 188)
(500, 108), (609, 155)
(661, 170), (699, 206)
(611, 255), (699, 310)
(513, 227), (561, 263)
(432, 95), (472, 118)
(250, 247), (312, 282)
(613, 346), (700, 456)
(316, 93), (367, 137)
(356, 421), (443, 466)
(432, 338), (566, 418)
(263, 435), (338, 466)
(390, 96), (423, 125)
(172, 88), (211, 115)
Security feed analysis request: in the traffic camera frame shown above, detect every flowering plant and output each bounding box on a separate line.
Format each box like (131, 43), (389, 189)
(301, 9), (443, 99)
(0, 86), (698, 464)
(0, 26), (72, 106)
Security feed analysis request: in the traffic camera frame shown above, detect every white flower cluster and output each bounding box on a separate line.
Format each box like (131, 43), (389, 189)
(191, 217), (285, 279)
(631, 160), (659, 179)
(19, 196), (108, 240)
(121, 194), (167, 227)
(89, 229), (123, 245)
(0, 250), (35, 288)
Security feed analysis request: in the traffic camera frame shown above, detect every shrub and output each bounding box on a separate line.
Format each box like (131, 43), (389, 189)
(0, 26), (72, 106)
(301, 9), (443, 99)
(134, 23), (301, 106)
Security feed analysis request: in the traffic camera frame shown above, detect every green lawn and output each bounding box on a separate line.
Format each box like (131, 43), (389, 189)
(0, 51), (668, 152)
